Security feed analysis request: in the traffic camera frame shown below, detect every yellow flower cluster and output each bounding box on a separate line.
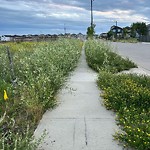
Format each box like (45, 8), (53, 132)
(4, 90), (8, 100)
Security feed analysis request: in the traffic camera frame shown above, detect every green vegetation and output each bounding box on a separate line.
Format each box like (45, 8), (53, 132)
(114, 38), (138, 43)
(131, 22), (148, 38)
(85, 40), (137, 73)
(98, 72), (150, 150)
(106, 22), (147, 41)
(0, 39), (82, 149)
(85, 40), (150, 150)
(86, 24), (96, 39)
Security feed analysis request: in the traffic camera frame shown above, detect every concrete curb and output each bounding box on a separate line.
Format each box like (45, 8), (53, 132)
(119, 67), (150, 76)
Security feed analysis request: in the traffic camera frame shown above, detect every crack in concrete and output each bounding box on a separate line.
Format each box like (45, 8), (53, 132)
(84, 117), (88, 146)
(44, 117), (113, 120)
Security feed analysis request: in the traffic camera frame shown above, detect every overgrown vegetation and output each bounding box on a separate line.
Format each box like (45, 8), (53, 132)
(113, 38), (138, 43)
(86, 24), (96, 39)
(131, 22), (148, 38)
(98, 72), (150, 150)
(85, 40), (137, 73)
(85, 40), (150, 150)
(0, 39), (82, 149)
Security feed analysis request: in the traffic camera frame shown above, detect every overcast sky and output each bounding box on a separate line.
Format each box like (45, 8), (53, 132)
(0, 0), (150, 35)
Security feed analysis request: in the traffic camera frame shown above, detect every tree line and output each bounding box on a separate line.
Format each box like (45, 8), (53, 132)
(86, 22), (148, 39)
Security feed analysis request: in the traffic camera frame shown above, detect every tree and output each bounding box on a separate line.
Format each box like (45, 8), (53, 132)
(123, 27), (128, 38)
(131, 22), (147, 38)
(123, 26), (131, 39)
(86, 24), (96, 39)
(106, 30), (113, 40)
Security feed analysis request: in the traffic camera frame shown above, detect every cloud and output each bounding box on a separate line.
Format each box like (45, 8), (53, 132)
(0, 0), (150, 35)
(94, 9), (149, 23)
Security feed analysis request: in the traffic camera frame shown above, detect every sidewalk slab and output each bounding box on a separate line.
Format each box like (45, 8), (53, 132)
(34, 46), (123, 150)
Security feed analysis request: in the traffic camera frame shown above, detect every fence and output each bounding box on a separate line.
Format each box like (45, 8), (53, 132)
(139, 35), (150, 42)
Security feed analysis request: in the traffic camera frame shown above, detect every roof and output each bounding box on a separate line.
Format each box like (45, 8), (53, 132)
(111, 25), (123, 30)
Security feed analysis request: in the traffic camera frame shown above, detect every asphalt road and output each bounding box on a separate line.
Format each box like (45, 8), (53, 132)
(111, 42), (150, 73)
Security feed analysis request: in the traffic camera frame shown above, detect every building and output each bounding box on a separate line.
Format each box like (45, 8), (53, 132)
(100, 33), (108, 39)
(0, 35), (13, 41)
(110, 25), (123, 39)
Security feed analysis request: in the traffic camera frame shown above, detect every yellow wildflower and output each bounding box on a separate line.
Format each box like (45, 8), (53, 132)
(4, 90), (8, 100)
(147, 133), (150, 137)
(137, 128), (140, 132)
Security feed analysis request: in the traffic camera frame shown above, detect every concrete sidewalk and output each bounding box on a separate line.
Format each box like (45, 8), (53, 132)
(34, 46), (123, 150)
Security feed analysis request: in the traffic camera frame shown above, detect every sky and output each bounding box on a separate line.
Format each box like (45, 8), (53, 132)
(0, 0), (150, 35)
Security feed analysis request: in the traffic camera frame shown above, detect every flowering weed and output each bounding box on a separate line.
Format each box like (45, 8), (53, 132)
(98, 72), (150, 150)
(0, 39), (82, 149)
(85, 39), (150, 150)
(85, 40), (137, 72)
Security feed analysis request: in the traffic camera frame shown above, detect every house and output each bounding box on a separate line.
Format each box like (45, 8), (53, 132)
(100, 33), (108, 39)
(110, 25), (123, 39)
(0, 35), (13, 41)
(77, 33), (84, 40)
(71, 34), (77, 38)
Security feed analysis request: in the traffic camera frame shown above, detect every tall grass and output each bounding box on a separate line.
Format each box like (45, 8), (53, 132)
(85, 40), (137, 73)
(0, 39), (82, 149)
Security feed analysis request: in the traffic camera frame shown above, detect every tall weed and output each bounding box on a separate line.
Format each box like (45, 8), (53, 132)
(85, 40), (137, 73)
(0, 39), (82, 149)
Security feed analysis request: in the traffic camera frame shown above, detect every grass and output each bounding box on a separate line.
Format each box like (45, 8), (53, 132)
(85, 39), (150, 150)
(112, 38), (138, 43)
(0, 39), (82, 149)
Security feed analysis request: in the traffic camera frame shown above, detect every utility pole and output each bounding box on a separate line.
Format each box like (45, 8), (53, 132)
(91, 0), (94, 27)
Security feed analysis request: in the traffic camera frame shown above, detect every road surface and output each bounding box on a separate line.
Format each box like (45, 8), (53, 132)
(111, 42), (150, 74)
